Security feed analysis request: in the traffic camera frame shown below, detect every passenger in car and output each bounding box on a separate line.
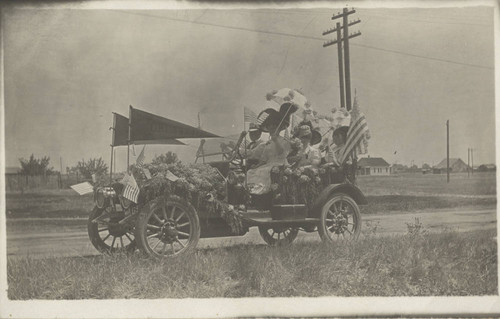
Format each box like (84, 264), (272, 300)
(324, 126), (349, 166)
(289, 123), (322, 167)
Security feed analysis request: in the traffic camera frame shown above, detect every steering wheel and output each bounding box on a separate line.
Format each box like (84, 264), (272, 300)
(227, 131), (247, 168)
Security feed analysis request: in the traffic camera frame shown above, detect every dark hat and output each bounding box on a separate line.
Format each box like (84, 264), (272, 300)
(248, 122), (260, 132)
(248, 122), (262, 140)
(257, 102), (299, 133)
(310, 129), (322, 146)
(293, 120), (322, 145)
(279, 102), (299, 118)
(296, 125), (312, 139)
(332, 126), (349, 138)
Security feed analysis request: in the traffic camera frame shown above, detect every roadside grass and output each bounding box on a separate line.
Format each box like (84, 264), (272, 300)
(358, 172), (496, 196)
(8, 229), (497, 299)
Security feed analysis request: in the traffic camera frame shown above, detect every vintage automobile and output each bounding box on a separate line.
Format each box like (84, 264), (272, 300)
(86, 112), (367, 258)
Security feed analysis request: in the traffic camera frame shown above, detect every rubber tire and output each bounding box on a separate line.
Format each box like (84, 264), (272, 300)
(258, 226), (299, 246)
(135, 197), (200, 259)
(87, 206), (136, 254)
(318, 193), (362, 243)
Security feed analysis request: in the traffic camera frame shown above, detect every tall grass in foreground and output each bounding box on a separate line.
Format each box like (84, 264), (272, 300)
(8, 229), (497, 299)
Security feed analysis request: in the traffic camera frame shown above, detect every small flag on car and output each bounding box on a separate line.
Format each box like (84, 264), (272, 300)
(244, 106), (258, 124)
(121, 173), (140, 203)
(135, 145), (151, 179)
(70, 182), (94, 195)
(136, 145), (146, 168)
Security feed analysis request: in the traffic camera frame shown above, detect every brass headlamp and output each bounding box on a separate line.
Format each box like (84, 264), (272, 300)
(94, 187), (117, 209)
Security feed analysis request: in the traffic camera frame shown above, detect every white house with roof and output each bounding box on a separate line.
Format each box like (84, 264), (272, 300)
(357, 157), (391, 176)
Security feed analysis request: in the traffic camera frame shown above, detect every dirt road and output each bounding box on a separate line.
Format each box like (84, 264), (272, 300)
(6, 207), (496, 258)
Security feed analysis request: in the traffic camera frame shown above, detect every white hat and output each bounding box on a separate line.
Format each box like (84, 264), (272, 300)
(266, 88), (310, 110)
(330, 107), (351, 131)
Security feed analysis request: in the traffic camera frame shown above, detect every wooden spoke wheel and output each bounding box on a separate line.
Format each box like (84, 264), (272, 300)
(135, 197), (200, 259)
(318, 193), (361, 243)
(87, 206), (136, 254)
(258, 226), (299, 246)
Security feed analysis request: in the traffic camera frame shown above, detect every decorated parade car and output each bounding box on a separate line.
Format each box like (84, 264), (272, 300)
(77, 87), (371, 259)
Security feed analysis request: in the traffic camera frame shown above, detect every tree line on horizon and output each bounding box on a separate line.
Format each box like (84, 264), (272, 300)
(17, 151), (180, 178)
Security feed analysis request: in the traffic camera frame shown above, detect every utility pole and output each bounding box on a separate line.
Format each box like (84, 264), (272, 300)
(471, 148), (474, 175)
(343, 8), (352, 110)
(59, 156), (63, 189)
(446, 120), (450, 183)
(468, 148), (470, 178)
(322, 8), (361, 110)
(336, 22), (345, 108)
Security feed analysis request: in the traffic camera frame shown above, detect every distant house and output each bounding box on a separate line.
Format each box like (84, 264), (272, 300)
(357, 157), (391, 176)
(434, 158), (469, 173)
(478, 164), (496, 172)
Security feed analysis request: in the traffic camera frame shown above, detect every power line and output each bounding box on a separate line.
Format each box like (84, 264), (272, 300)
(354, 43), (493, 70)
(374, 11), (491, 23)
(250, 8), (491, 26)
(360, 12), (491, 27)
(109, 9), (493, 70)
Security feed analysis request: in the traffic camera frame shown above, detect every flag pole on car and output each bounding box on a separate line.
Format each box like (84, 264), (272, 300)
(109, 113), (116, 184)
(127, 105), (132, 174)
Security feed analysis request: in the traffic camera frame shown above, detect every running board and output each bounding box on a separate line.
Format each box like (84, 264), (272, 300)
(244, 209), (272, 219)
(240, 216), (319, 227)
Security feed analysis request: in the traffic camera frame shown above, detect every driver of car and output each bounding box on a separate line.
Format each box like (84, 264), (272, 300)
(238, 122), (264, 166)
(246, 102), (298, 195)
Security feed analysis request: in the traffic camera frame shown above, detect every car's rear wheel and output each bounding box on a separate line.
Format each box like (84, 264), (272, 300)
(258, 226), (299, 246)
(318, 193), (361, 243)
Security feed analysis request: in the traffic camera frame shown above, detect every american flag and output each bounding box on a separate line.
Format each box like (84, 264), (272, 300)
(136, 145), (146, 168)
(121, 173), (140, 203)
(340, 96), (371, 164)
(244, 106), (258, 124)
(136, 145), (151, 179)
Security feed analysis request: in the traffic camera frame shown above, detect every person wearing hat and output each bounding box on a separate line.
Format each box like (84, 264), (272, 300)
(324, 125), (349, 166)
(320, 107), (351, 166)
(289, 121), (322, 167)
(238, 122), (264, 167)
(246, 102), (297, 195)
(246, 122), (264, 151)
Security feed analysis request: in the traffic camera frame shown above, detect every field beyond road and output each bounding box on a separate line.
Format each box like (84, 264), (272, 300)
(357, 171), (496, 197)
(5, 172), (497, 219)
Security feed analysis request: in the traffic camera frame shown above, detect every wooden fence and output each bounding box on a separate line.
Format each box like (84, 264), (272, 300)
(5, 173), (89, 191)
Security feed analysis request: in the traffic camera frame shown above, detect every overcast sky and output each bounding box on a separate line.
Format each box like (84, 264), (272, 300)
(3, 4), (495, 171)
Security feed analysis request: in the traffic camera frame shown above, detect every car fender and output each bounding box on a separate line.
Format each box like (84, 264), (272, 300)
(310, 183), (367, 218)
